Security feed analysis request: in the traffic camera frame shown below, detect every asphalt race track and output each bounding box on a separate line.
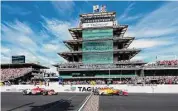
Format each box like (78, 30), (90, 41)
(99, 93), (178, 111)
(2, 93), (178, 111)
(1, 92), (89, 111)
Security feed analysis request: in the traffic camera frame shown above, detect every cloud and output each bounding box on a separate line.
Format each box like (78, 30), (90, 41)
(129, 39), (171, 49)
(131, 56), (146, 61)
(43, 43), (69, 52)
(44, 44), (58, 51)
(13, 48), (38, 63)
(126, 2), (178, 38)
(2, 4), (32, 16)
(1, 54), (11, 64)
(119, 2), (135, 20)
(121, 14), (142, 22)
(119, 2), (142, 22)
(41, 16), (73, 41)
(1, 19), (70, 72)
(1, 46), (11, 54)
(51, 1), (75, 16)
(125, 2), (178, 62)
(132, 43), (178, 62)
(1, 20), (38, 53)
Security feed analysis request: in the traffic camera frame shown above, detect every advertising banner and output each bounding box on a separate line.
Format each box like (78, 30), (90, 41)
(82, 21), (113, 28)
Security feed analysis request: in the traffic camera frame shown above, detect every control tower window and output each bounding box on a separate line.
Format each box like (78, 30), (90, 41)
(74, 56), (79, 62)
(118, 44), (123, 49)
(74, 46), (78, 51)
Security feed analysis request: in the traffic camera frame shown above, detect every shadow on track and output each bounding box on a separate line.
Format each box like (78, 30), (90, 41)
(7, 102), (34, 111)
(30, 99), (74, 111)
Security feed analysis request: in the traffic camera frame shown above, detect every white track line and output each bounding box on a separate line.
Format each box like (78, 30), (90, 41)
(78, 93), (93, 111)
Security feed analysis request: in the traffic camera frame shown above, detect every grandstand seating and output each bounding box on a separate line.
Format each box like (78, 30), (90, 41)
(157, 60), (178, 66)
(61, 76), (178, 85)
(1, 68), (32, 82)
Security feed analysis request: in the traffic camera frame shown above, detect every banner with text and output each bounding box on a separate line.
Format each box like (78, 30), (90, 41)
(82, 21), (113, 28)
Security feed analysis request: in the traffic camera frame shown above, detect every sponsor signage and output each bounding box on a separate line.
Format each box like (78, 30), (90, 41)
(77, 86), (113, 92)
(64, 86), (76, 91)
(6, 88), (17, 92)
(82, 21), (113, 28)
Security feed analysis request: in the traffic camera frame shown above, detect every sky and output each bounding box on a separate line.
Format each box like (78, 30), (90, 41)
(1, 1), (178, 73)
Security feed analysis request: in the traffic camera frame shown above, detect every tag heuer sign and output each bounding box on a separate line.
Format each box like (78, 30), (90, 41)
(82, 21), (113, 28)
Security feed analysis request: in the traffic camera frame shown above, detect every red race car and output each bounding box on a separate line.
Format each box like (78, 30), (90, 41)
(31, 87), (45, 95)
(22, 87), (45, 95)
(22, 87), (57, 95)
(106, 88), (128, 96)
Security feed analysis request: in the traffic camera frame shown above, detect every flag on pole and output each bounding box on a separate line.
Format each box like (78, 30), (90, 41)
(100, 5), (106, 12)
(93, 5), (99, 13)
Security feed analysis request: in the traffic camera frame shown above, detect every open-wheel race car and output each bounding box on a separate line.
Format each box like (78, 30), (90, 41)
(22, 87), (58, 96)
(93, 87), (128, 96)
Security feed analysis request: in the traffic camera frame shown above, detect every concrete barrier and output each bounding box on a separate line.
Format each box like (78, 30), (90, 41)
(1, 83), (178, 93)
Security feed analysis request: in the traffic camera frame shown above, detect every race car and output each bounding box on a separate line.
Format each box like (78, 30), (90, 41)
(98, 87), (114, 95)
(22, 87), (45, 95)
(93, 87), (113, 95)
(22, 87), (57, 95)
(93, 87), (128, 96)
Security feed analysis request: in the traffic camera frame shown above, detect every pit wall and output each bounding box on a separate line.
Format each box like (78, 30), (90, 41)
(1, 82), (178, 93)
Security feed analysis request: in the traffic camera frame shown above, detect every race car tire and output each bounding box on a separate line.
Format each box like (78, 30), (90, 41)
(42, 91), (48, 96)
(28, 92), (32, 95)
(119, 91), (123, 96)
(54, 92), (58, 95)
(22, 90), (27, 95)
(100, 92), (104, 96)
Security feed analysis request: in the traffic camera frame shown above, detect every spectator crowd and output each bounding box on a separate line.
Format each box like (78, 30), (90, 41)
(146, 60), (178, 67)
(157, 60), (178, 66)
(1, 76), (178, 86)
(62, 80), (106, 85)
(61, 76), (178, 85)
(1, 68), (32, 82)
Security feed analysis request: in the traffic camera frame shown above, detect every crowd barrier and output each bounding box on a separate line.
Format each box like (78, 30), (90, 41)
(1, 83), (178, 93)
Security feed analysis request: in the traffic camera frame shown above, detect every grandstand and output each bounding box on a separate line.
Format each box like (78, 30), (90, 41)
(1, 63), (49, 84)
(54, 9), (178, 84)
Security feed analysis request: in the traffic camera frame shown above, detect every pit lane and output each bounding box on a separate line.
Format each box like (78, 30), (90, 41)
(99, 93), (178, 111)
(1, 92), (89, 111)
